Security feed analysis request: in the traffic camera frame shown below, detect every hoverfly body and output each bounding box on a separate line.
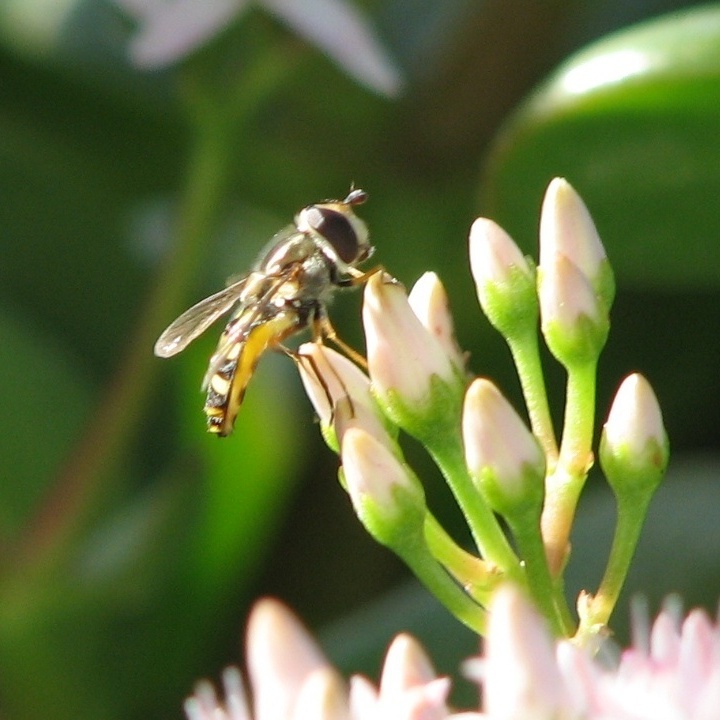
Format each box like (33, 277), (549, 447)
(154, 188), (376, 437)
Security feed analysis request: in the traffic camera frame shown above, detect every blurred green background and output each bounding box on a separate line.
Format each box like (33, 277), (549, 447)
(2, 0), (720, 717)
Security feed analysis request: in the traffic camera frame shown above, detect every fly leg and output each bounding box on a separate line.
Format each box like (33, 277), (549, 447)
(338, 264), (386, 288)
(310, 312), (368, 371)
(286, 344), (357, 422)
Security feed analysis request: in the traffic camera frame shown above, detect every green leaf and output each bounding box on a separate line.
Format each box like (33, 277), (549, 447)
(0, 308), (91, 536)
(177, 341), (307, 594)
(482, 4), (720, 289)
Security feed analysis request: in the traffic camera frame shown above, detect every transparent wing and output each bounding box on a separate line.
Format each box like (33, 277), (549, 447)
(200, 272), (296, 387)
(154, 277), (248, 358)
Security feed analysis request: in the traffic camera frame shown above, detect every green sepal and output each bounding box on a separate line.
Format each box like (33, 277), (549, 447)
(321, 423), (340, 454)
(474, 462), (545, 522)
(542, 311), (609, 368)
(373, 369), (468, 448)
(318, 398), (401, 457)
(481, 259), (539, 340)
(594, 258), (616, 317)
(350, 470), (427, 552)
(599, 433), (669, 499)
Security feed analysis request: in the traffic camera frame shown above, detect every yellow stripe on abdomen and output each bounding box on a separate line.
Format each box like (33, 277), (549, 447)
(205, 312), (300, 436)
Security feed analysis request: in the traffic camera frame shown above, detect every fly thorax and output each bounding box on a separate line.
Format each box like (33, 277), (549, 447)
(260, 235), (316, 275)
(239, 272), (269, 303)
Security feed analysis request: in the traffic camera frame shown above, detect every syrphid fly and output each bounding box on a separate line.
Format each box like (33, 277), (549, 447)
(154, 188), (375, 437)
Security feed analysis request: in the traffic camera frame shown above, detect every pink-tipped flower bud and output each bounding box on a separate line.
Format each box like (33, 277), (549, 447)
(462, 379), (545, 518)
(600, 373), (669, 495)
(469, 217), (538, 339)
(363, 272), (465, 433)
(408, 272), (466, 372)
(341, 427), (426, 548)
(538, 252), (609, 366)
(539, 177), (615, 314)
(297, 343), (395, 454)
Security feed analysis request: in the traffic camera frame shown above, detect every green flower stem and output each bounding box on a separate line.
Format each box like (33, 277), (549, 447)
(552, 575), (576, 634)
(16, 52), (293, 572)
(558, 360), (597, 474)
(508, 512), (574, 636)
(427, 436), (523, 581)
(506, 329), (559, 470)
(578, 492), (652, 642)
(398, 539), (487, 634)
(424, 514), (502, 605)
(541, 360), (597, 576)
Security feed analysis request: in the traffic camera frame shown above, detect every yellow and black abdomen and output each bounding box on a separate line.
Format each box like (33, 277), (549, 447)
(204, 307), (306, 436)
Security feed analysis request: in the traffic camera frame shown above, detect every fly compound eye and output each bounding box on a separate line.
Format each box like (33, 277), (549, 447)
(304, 206), (359, 264)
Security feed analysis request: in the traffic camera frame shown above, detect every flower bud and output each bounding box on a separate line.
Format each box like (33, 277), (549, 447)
(538, 252), (609, 366)
(539, 177), (615, 314)
(468, 217), (538, 339)
(297, 343), (394, 453)
(363, 272), (465, 435)
(600, 373), (669, 495)
(408, 272), (466, 371)
(341, 427), (426, 550)
(462, 379), (545, 519)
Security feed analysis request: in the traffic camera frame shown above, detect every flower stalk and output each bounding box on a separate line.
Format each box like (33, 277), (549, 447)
(423, 514), (502, 605)
(469, 218), (558, 466)
(576, 374), (669, 640)
(542, 358), (598, 575)
(341, 428), (487, 633)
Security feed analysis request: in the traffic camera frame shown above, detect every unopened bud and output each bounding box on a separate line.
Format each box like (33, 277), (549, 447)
(462, 379), (545, 519)
(600, 373), (669, 495)
(469, 217), (538, 339)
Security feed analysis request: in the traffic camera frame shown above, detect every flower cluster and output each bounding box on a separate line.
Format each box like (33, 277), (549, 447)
(186, 587), (720, 720)
(473, 586), (720, 719)
(183, 177), (678, 718)
(297, 178), (669, 641)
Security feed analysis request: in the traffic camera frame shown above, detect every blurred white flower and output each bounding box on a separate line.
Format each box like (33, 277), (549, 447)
(113, 0), (246, 68)
(113, 0), (402, 96)
(186, 590), (720, 720)
(184, 598), (452, 720)
(466, 585), (720, 720)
